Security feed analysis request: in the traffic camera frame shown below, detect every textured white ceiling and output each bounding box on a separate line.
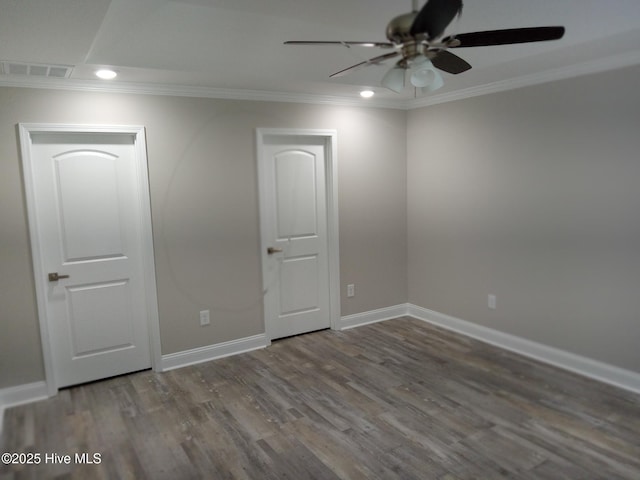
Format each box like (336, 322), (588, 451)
(1, 0), (640, 106)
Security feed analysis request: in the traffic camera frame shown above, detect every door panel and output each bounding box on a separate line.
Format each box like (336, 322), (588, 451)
(279, 256), (319, 315)
(55, 151), (124, 261)
(261, 138), (330, 340)
(67, 280), (134, 357)
(30, 134), (152, 388)
(275, 151), (317, 237)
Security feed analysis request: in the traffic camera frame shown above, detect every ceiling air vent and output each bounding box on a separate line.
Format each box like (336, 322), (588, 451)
(0, 61), (73, 78)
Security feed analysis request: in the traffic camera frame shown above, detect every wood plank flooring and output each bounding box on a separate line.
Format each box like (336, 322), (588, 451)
(2, 317), (640, 479)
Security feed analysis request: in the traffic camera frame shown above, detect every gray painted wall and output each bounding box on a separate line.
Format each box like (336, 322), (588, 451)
(2, 63), (639, 390)
(408, 65), (640, 372)
(0, 88), (407, 388)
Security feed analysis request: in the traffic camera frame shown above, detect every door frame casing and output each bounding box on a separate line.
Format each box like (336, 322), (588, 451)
(256, 128), (340, 339)
(19, 123), (162, 397)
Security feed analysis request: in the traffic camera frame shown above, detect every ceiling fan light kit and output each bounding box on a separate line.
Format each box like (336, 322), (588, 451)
(285, 0), (565, 95)
(411, 62), (443, 92)
(381, 58), (443, 94)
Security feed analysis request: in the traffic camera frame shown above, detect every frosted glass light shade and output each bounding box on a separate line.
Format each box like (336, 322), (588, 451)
(381, 66), (406, 93)
(409, 59), (443, 92)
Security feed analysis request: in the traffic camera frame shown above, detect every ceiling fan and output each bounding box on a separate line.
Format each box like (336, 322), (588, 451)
(284, 0), (565, 94)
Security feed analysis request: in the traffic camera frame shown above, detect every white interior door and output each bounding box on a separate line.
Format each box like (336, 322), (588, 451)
(259, 133), (336, 340)
(21, 127), (159, 389)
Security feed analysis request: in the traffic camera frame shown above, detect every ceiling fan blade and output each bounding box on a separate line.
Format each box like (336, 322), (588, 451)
(284, 41), (394, 48)
(410, 0), (463, 39)
(431, 50), (471, 74)
(444, 26), (565, 47)
(329, 51), (399, 78)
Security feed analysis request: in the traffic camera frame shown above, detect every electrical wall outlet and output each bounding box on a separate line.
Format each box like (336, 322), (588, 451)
(488, 294), (496, 310)
(347, 284), (355, 298)
(199, 309), (210, 326)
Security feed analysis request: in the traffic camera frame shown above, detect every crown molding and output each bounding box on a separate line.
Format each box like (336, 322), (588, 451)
(409, 49), (640, 109)
(0, 76), (405, 110)
(1, 50), (639, 111)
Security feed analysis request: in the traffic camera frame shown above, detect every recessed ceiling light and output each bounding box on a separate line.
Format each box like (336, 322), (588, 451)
(95, 69), (117, 80)
(360, 90), (375, 98)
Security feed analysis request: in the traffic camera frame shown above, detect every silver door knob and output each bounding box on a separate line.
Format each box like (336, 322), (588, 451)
(267, 247), (283, 255)
(48, 272), (70, 282)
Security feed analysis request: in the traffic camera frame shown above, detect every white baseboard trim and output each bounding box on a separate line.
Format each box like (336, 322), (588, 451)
(0, 381), (49, 409)
(338, 304), (410, 330)
(161, 334), (270, 372)
(407, 304), (640, 395)
(0, 381), (49, 435)
(3, 303), (639, 435)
